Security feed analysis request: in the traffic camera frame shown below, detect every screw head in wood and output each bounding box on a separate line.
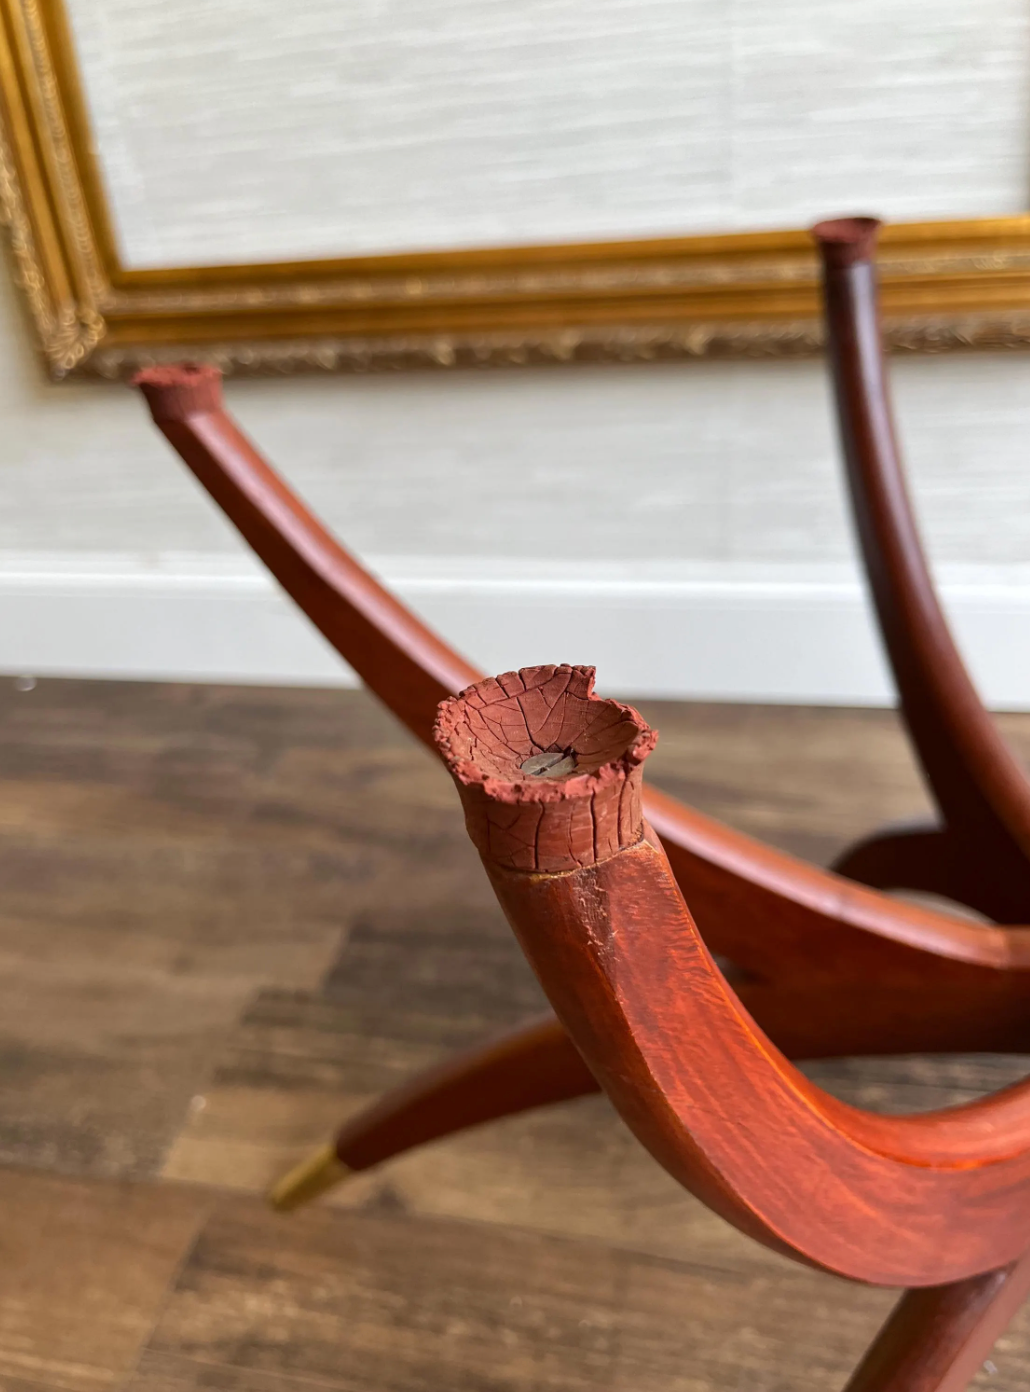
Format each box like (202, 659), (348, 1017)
(520, 749), (578, 778)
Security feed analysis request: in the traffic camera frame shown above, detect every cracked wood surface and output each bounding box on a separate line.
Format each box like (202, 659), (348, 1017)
(7, 677), (1030, 1389)
(436, 664), (656, 872)
(445, 669), (1030, 1289)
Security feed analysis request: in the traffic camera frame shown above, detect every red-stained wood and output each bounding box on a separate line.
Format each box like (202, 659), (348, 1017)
(843, 1254), (1030, 1392)
(135, 359), (1030, 1377)
(435, 665), (657, 873)
(813, 217), (1030, 923)
(438, 667), (1030, 1291)
(333, 1012), (596, 1172)
(135, 366), (478, 751)
(136, 365), (1030, 1245)
(318, 909), (1030, 1190)
(133, 366), (1030, 993)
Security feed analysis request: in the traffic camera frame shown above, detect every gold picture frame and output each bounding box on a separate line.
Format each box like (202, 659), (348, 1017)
(5, 0), (1030, 379)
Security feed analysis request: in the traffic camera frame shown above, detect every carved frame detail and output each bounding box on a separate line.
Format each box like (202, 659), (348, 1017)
(5, 0), (1030, 378)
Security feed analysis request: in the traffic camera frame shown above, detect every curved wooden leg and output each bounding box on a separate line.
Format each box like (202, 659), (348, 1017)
(137, 368), (1030, 970)
(834, 823), (951, 891)
(814, 219), (1030, 927)
(270, 958), (1030, 1214)
(843, 1252), (1030, 1392)
(269, 1013), (599, 1211)
(834, 823), (962, 899)
(834, 821), (1030, 925)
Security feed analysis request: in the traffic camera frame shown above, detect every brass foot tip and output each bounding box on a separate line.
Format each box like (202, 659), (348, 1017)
(267, 1143), (352, 1212)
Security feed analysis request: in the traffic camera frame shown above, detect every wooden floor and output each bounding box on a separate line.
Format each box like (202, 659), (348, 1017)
(3, 676), (1030, 1392)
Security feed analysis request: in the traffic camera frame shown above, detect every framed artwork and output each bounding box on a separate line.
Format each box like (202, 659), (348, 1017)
(3, 0), (1030, 379)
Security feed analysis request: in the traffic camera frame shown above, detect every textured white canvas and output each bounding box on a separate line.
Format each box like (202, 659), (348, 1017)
(63, 0), (1030, 266)
(7, 7), (1030, 699)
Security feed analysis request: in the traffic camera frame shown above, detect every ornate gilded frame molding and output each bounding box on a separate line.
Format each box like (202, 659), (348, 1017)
(5, 0), (1030, 378)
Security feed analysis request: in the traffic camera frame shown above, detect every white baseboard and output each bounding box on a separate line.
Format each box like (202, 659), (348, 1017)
(3, 552), (1030, 708)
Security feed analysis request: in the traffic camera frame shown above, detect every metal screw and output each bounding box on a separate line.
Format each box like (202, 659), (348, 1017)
(520, 749), (578, 778)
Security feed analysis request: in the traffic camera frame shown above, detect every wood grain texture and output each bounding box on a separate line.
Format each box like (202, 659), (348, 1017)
(135, 1195), (895, 1392)
(163, 897), (551, 1191)
(488, 828), (1030, 1285)
(136, 368), (1030, 1023)
(0, 1169), (208, 1392)
(435, 663), (654, 872)
(8, 678), (1030, 1388)
(844, 1256), (1030, 1392)
(441, 669), (1030, 1286)
(330, 1014), (597, 1174)
(163, 873), (1030, 1269)
(634, 699), (939, 868)
(0, 674), (484, 1178)
(136, 366), (479, 752)
(815, 217), (1030, 924)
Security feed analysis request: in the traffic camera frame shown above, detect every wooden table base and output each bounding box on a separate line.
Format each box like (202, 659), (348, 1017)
(133, 270), (1030, 1386)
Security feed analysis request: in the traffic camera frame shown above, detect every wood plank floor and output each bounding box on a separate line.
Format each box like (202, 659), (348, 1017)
(3, 675), (1030, 1392)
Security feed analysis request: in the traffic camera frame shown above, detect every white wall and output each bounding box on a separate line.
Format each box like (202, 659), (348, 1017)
(7, 0), (1030, 703)
(6, 262), (1030, 704)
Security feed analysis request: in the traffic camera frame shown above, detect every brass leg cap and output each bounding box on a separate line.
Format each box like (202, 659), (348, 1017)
(268, 1143), (353, 1212)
